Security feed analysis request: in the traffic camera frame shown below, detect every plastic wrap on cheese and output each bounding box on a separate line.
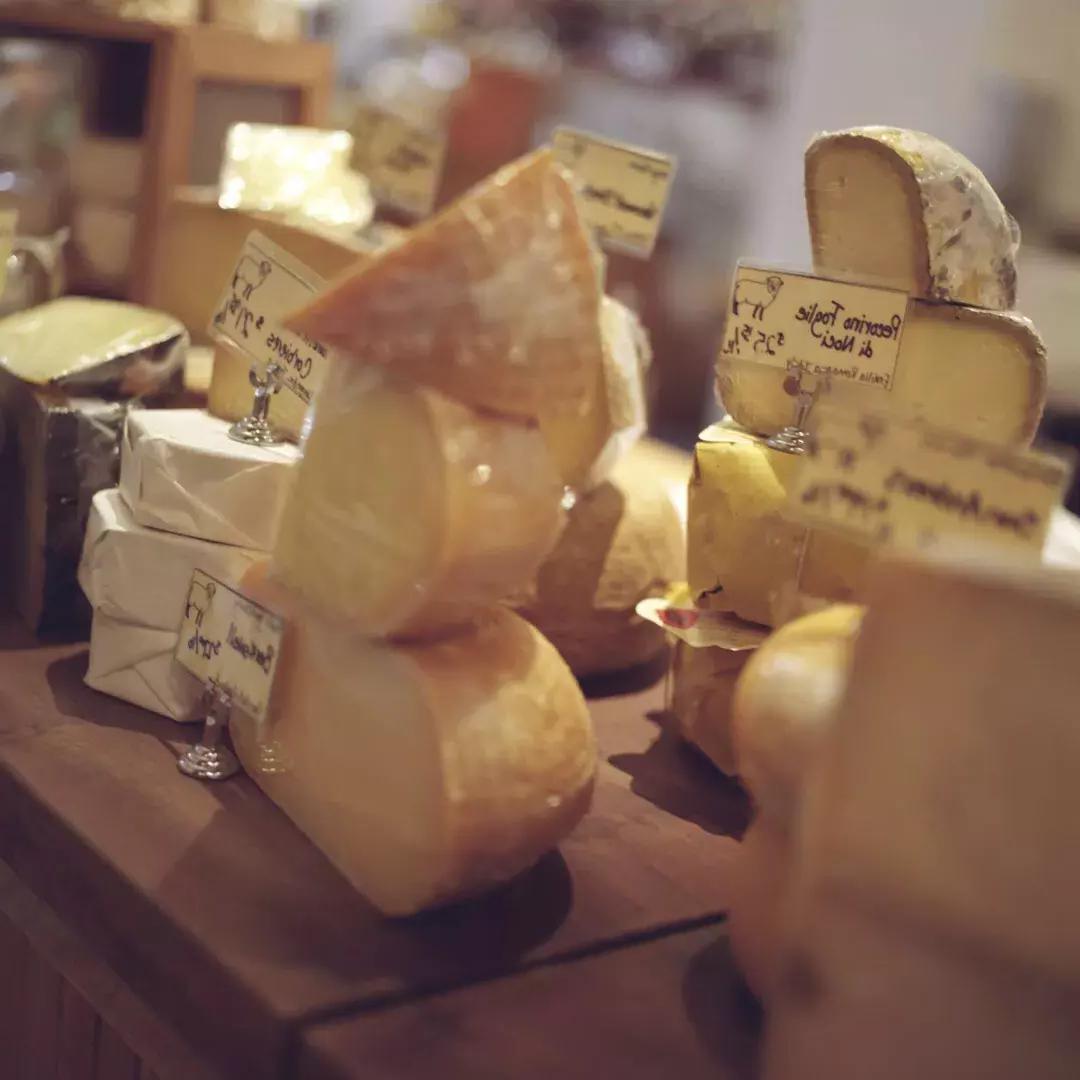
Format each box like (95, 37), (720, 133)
(0, 297), (187, 397)
(271, 365), (565, 640)
(286, 148), (606, 421)
(806, 126), (1020, 310)
(119, 408), (299, 550)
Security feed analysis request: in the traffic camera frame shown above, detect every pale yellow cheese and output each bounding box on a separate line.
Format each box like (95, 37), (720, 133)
(805, 126), (1019, 309)
(509, 446), (684, 679)
(157, 188), (378, 347)
(687, 430), (871, 627)
(537, 296), (651, 492)
(231, 569), (597, 916)
(715, 301), (1047, 446)
(272, 366), (565, 640)
(71, 203), (136, 290)
(287, 149), (605, 422)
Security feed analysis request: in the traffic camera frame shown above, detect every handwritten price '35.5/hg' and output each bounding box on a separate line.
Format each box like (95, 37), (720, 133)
(722, 322), (785, 359)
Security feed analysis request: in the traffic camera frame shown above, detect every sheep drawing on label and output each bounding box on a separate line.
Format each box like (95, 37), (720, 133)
(186, 580), (217, 631)
(233, 256), (272, 301)
(733, 275), (783, 321)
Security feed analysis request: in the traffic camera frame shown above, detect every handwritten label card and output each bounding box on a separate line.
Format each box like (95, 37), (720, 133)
(0, 209), (17, 292)
(720, 266), (909, 391)
(211, 231), (329, 410)
(552, 126), (676, 258)
(636, 597), (769, 651)
(351, 104), (447, 218)
(176, 570), (285, 723)
(788, 409), (1071, 556)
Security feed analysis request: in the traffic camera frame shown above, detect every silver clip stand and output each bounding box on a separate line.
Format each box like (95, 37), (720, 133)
(767, 376), (820, 456)
(178, 684), (241, 781)
(229, 362), (283, 447)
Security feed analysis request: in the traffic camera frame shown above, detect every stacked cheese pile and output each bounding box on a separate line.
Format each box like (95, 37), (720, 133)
(79, 408), (299, 720)
(69, 136), (145, 295)
(226, 149), (611, 916)
(673, 127), (1048, 773)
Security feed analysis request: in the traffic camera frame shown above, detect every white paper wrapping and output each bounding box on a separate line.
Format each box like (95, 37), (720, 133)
(119, 408), (300, 550)
(79, 488), (262, 630)
(86, 613), (203, 722)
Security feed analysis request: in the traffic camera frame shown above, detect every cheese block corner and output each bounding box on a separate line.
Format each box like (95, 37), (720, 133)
(285, 148), (606, 421)
(272, 366), (566, 639)
(805, 125), (1019, 310)
(231, 575), (597, 916)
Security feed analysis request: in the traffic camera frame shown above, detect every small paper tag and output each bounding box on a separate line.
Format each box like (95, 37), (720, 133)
(175, 570), (285, 723)
(788, 409), (1071, 556)
(636, 597), (768, 651)
(210, 231), (329, 410)
(351, 104), (447, 218)
(0, 209), (17, 292)
(552, 126), (676, 258)
(720, 265), (909, 391)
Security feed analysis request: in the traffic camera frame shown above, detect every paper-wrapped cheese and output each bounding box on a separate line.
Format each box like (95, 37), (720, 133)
(805, 126), (1019, 310)
(715, 302), (1046, 446)
(272, 367), (565, 640)
(286, 149), (605, 421)
(510, 447), (684, 679)
(119, 408), (299, 550)
(231, 568), (597, 916)
(687, 429), (871, 627)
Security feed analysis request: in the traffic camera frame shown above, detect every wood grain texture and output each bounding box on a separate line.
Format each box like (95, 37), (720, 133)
(298, 925), (762, 1080)
(0, 621), (747, 1078)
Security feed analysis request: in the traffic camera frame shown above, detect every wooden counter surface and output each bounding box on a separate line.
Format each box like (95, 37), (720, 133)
(0, 619), (755, 1078)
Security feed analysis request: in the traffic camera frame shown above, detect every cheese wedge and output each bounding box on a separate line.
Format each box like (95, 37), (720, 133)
(715, 301), (1047, 446)
(157, 188), (377, 346)
(670, 641), (750, 776)
(272, 366), (565, 640)
(510, 448), (684, 678)
(231, 570), (597, 916)
(538, 296), (651, 491)
(687, 430), (871, 626)
(805, 126), (1019, 310)
(286, 149), (605, 421)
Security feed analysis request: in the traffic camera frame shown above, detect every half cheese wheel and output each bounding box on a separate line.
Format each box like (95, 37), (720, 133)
(272, 366), (565, 639)
(806, 126), (1019, 310)
(715, 301), (1047, 447)
(231, 571), (597, 916)
(286, 149), (605, 421)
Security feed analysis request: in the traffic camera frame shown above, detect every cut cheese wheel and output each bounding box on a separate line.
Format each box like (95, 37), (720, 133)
(805, 126), (1019, 310)
(538, 296), (651, 492)
(272, 365), (565, 639)
(669, 640), (750, 776)
(231, 570), (597, 916)
(286, 149), (605, 421)
(510, 446), (684, 679)
(687, 429), (871, 627)
(732, 604), (863, 827)
(715, 301), (1047, 446)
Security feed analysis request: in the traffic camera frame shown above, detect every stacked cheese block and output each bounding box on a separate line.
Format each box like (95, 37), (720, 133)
(673, 127), (1048, 774)
(78, 408), (298, 720)
(225, 149), (615, 916)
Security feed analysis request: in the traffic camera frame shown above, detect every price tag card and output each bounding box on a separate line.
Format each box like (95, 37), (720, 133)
(0, 209), (17, 292)
(788, 409), (1071, 556)
(351, 103), (447, 218)
(720, 265), (910, 391)
(552, 126), (676, 258)
(176, 570), (285, 723)
(211, 231), (329, 411)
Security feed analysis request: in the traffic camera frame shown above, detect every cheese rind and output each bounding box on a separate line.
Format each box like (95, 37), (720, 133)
(687, 430), (870, 626)
(715, 301), (1047, 445)
(231, 573), (597, 916)
(806, 126), (1019, 309)
(272, 367), (565, 640)
(286, 149), (605, 421)
(119, 408), (299, 550)
(510, 451), (684, 678)
(670, 641), (750, 775)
